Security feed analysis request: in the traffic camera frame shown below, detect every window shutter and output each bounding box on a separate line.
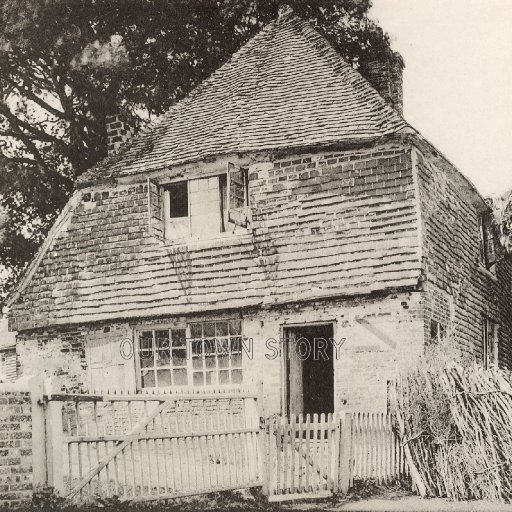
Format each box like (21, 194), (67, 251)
(147, 178), (164, 240)
(227, 162), (250, 228)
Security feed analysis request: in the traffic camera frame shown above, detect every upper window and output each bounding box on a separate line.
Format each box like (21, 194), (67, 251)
(479, 213), (495, 272)
(137, 319), (244, 389)
(162, 164), (249, 241)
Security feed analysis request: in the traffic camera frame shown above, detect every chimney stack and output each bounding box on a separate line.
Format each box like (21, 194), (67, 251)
(360, 51), (405, 115)
(106, 111), (136, 156)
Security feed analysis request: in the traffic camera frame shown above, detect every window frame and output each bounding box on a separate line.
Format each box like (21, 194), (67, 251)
(429, 319), (446, 344)
(479, 213), (495, 272)
(0, 352), (5, 382)
(161, 164), (250, 242)
(135, 319), (245, 390)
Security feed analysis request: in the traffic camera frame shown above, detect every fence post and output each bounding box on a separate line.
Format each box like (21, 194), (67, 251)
(339, 412), (353, 495)
(245, 381), (262, 485)
(44, 377), (64, 495)
(28, 375), (47, 489)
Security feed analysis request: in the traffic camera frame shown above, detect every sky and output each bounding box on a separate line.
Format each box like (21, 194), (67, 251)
(369, 0), (512, 197)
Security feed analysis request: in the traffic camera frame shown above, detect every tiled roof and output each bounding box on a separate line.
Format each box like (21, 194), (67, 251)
(78, 7), (409, 186)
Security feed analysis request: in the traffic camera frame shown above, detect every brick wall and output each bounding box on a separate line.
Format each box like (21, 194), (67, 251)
(0, 389), (33, 507)
(17, 329), (88, 392)
(415, 147), (512, 366)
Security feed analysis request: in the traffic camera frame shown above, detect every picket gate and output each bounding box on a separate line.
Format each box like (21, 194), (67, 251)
(263, 412), (409, 501)
(44, 385), (262, 502)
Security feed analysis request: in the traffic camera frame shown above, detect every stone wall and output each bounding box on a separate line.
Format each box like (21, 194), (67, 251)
(0, 388), (33, 507)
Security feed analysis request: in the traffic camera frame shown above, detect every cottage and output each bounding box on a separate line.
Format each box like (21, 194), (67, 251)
(7, 6), (512, 414)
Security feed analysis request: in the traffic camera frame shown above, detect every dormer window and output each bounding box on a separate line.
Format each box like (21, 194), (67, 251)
(151, 163), (249, 242)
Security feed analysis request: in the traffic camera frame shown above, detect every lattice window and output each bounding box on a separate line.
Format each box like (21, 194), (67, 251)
(189, 320), (243, 386)
(137, 320), (243, 388)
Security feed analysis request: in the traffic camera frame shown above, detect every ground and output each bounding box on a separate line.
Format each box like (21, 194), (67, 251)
(8, 487), (512, 512)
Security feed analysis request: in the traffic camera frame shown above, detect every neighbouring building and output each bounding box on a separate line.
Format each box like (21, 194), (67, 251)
(0, 319), (17, 383)
(7, 6), (512, 414)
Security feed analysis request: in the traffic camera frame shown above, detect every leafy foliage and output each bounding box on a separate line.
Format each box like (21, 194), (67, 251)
(0, 0), (390, 306)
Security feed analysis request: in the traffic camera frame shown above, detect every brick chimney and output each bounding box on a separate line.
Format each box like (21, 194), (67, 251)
(360, 51), (405, 115)
(106, 112), (136, 156)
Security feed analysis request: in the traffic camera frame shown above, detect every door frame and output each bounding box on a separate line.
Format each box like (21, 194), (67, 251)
(280, 321), (336, 417)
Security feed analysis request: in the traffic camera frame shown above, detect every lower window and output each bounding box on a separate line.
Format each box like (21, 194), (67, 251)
(138, 319), (243, 388)
(483, 317), (498, 369)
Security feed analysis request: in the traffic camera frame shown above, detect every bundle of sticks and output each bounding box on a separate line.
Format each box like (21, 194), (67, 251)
(393, 362), (512, 502)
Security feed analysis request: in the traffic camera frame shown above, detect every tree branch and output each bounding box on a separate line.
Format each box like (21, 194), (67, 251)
(6, 75), (67, 120)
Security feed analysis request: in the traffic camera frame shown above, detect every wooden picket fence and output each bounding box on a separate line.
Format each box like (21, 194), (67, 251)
(44, 385), (261, 502)
(350, 412), (409, 487)
(263, 412), (409, 500)
(39, 379), (409, 503)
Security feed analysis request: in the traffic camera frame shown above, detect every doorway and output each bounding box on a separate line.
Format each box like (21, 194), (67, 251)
(283, 323), (334, 416)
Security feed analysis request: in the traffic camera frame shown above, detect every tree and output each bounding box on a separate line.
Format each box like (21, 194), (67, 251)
(0, 0), (390, 306)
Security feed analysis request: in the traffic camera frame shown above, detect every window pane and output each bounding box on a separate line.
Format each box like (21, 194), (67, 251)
(229, 319), (242, 336)
(173, 369), (188, 386)
(168, 182), (188, 218)
(190, 323), (202, 339)
(140, 331), (154, 368)
(219, 174), (227, 233)
(231, 337), (242, 353)
(231, 370), (243, 384)
(139, 332), (154, 365)
(156, 330), (170, 366)
(171, 329), (186, 347)
(190, 177), (221, 237)
(219, 370), (230, 384)
(229, 167), (247, 209)
(218, 354), (229, 369)
(156, 370), (172, 387)
(231, 353), (242, 369)
(205, 355), (216, 369)
(204, 338), (216, 355)
(205, 372), (214, 385)
(193, 372), (205, 386)
(215, 321), (228, 337)
(430, 321), (439, 342)
(142, 370), (155, 388)
(192, 340), (203, 356)
(173, 349), (187, 367)
(203, 322), (215, 338)
(217, 338), (229, 355)
(193, 357), (203, 370)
